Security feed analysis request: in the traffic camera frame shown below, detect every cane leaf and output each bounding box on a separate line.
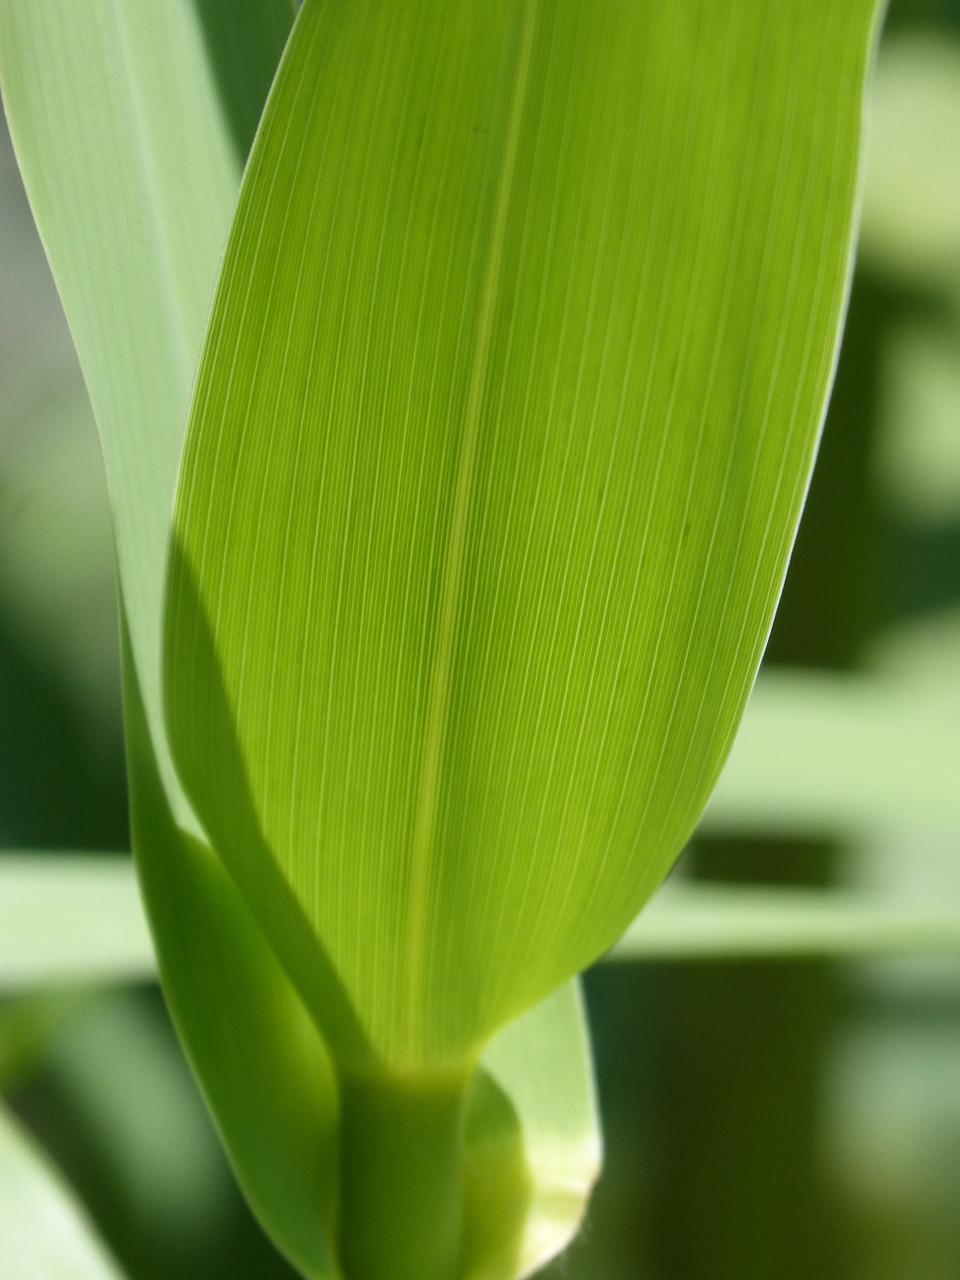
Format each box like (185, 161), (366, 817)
(165, 0), (881, 1067)
(0, 0), (291, 809)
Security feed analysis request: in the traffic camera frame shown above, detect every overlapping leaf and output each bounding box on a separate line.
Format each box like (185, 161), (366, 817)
(0, 0), (290, 811)
(165, 0), (881, 1067)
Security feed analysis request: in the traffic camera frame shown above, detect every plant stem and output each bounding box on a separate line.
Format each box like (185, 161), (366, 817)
(337, 1064), (473, 1280)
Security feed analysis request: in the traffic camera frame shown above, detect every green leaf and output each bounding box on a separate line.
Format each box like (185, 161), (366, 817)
(0, 7), (343, 1273)
(610, 883), (960, 960)
(0, 1102), (128, 1280)
(0, 0), (291, 811)
(165, 0), (882, 1069)
(860, 31), (960, 289)
(6, 851), (960, 981)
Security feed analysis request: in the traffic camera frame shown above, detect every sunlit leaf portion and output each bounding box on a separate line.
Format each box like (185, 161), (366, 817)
(0, 1103), (127, 1280)
(166, 0), (880, 1066)
(470, 983), (600, 1279)
(0, 0), (289, 811)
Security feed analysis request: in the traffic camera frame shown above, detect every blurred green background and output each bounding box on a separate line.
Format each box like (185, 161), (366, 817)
(2, 0), (960, 1276)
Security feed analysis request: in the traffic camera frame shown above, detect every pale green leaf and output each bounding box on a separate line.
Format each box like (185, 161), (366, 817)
(166, 0), (881, 1068)
(0, 8), (348, 1273)
(873, 321), (960, 524)
(468, 982), (600, 1280)
(0, 0), (291, 812)
(0, 1102), (127, 1280)
(860, 32), (960, 289)
(0, 855), (153, 989)
(704, 668), (960, 838)
(611, 883), (960, 960)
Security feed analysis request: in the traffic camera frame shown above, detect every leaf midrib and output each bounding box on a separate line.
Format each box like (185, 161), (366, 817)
(403, 0), (539, 1058)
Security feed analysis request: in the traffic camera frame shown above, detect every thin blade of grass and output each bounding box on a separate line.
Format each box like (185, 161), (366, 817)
(5, 856), (960, 978)
(0, 0), (291, 812)
(611, 883), (960, 960)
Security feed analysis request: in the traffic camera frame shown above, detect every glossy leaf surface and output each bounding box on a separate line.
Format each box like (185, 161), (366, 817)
(166, 0), (881, 1066)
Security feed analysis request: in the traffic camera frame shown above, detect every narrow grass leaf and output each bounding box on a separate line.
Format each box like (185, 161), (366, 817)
(0, 1103), (127, 1280)
(611, 883), (960, 960)
(6, 853), (960, 984)
(166, 0), (882, 1067)
(0, 0), (291, 811)
(0, 855), (152, 989)
(0, 9), (349, 1272)
(704, 669), (960, 838)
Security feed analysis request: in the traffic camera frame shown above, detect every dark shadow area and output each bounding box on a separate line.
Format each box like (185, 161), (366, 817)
(194, 0), (295, 162)
(0, 610), (127, 850)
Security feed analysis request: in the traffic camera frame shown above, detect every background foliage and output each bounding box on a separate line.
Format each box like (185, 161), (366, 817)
(1, 0), (959, 1276)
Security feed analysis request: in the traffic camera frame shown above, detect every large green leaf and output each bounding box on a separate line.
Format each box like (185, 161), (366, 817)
(0, 1103), (127, 1280)
(165, 0), (881, 1068)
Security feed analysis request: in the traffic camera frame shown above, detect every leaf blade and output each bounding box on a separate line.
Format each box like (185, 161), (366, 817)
(166, 0), (882, 1065)
(0, 0), (291, 809)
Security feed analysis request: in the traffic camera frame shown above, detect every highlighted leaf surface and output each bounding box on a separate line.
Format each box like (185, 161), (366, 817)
(166, 0), (880, 1067)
